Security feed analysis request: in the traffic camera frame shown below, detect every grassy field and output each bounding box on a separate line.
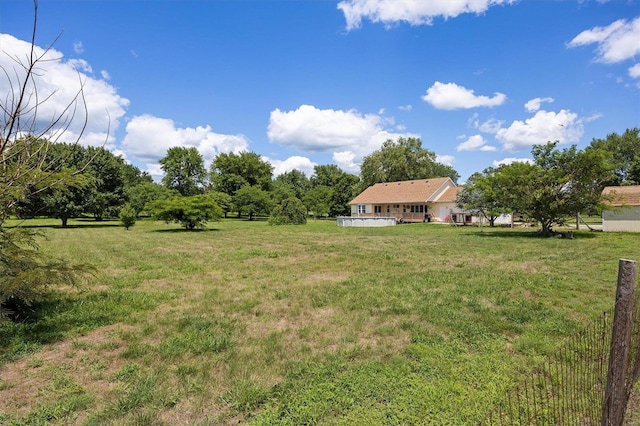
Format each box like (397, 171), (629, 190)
(0, 218), (638, 425)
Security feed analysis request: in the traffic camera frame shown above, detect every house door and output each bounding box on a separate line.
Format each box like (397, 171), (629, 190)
(439, 207), (447, 222)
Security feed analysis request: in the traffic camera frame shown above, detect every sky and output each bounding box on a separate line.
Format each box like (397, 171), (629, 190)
(1, 0), (639, 183)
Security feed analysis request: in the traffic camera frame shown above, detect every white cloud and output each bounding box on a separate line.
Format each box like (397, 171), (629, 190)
(468, 113), (505, 134)
(267, 104), (416, 171)
(583, 112), (603, 123)
(101, 70), (111, 80)
(496, 109), (583, 152)
(456, 134), (496, 152)
(68, 58), (92, 73)
(399, 104), (413, 111)
(0, 34), (129, 150)
(567, 17), (640, 64)
(422, 82), (506, 110)
(145, 163), (165, 181)
(333, 151), (360, 174)
(629, 63), (640, 79)
(266, 156), (317, 177)
(337, 0), (516, 30)
(478, 118), (504, 133)
(121, 115), (250, 173)
(436, 154), (455, 166)
(493, 157), (533, 167)
(73, 41), (84, 54)
(524, 97), (554, 113)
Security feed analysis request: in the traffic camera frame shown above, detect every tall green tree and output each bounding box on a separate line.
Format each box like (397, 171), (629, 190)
(360, 137), (459, 188)
(303, 185), (332, 220)
(311, 165), (359, 217)
(456, 168), (507, 227)
(209, 191), (233, 218)
(148, 194), (222, 230)
(42, 171), (91, 227)
(589, 127), (640, 185)
(210, 151), (273, 196)
(14, 143), (92, 226)
(233, 185), (274, 220)
(121, 162), (153, 188)
(160, 147), (207, 196)
(269, 197), (307, 225)
(273, 170), (310, 201)
(83, 146), (129, 220)
(126, 181), (177, 216)
(492, 142), (614, 236)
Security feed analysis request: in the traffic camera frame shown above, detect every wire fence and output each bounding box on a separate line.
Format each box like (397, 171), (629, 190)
(480, 260), (639, 425)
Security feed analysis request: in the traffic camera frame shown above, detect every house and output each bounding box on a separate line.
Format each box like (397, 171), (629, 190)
(602, 185), (640, 232)
(347, 177), (472, 224)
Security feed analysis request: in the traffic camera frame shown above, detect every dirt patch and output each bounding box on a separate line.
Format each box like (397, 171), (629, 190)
(301, 270), (351, 286)
(0, 323), (135, 420)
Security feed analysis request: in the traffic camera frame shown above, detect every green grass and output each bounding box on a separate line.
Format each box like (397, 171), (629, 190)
(0, 217), (638, 424)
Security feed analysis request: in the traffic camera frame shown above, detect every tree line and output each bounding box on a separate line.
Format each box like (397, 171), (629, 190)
(456, 128), (640, 236)
(9, 135), (458, 229)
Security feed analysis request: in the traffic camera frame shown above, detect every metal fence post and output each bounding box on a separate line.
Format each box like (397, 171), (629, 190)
(602, 259), (638, 426)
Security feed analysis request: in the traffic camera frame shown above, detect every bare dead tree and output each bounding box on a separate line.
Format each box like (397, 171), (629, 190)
(0, 0), (100, 224)
(0, 0), (96, 319)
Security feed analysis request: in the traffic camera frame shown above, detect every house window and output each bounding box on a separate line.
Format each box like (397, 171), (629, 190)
(374, 205), (382, 213)
(386, 206), (390, 213)
(357, 204), (366, 214)
(410, 205), (415, 213)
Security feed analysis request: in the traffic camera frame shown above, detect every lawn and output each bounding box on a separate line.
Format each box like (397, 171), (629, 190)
(0, 218), (638, 425)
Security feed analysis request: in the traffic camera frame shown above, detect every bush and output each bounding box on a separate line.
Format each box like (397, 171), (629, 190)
(119, 204), (137, 230)
(0, 228), (92, 320)
(147, 194), (223, 230)
(269, 197), (307, 225)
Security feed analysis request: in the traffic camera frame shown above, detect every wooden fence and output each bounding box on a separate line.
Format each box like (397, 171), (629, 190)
(481, 259), (638, 425)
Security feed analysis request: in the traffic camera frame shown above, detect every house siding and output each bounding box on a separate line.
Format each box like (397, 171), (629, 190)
(603, 207), (640, 232)
(601, 186), (640, 233)
(351, 202), (431, 222)
(348, 178), (460, 224)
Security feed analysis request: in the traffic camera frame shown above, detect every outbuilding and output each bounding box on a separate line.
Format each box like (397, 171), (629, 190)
(601, 185), (640, 232)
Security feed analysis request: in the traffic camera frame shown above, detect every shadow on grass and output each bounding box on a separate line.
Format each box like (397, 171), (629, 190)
(0, 288), (158, 365)
(0, 296), (109, 364)
(222, 216), (269, 222)
(13, 223), (121, 230)
(463, 229), (599, 239)
(152, 227), (221, 233)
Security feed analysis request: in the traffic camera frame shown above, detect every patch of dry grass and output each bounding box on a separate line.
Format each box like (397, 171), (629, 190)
(1, 218), (638, 424)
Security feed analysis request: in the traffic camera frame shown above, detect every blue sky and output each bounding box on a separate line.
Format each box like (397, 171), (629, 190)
(1, 0), (639, 182)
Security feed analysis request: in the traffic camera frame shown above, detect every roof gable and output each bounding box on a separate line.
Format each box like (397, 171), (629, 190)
(350, 178), (455, 205)
(437, 185), (463, 203)
(602, 185), (640, 206)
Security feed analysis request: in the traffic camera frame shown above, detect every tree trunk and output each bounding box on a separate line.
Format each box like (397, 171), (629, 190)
(61, 217), (68, 227)
(540, 222), (553, 236)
